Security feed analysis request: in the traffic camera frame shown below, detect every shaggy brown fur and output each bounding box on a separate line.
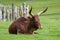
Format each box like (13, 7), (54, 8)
(9, 15), (41, 34)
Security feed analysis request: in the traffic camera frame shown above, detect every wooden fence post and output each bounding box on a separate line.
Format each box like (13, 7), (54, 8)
(12, 3), (18, 21)
(12, 3), (14, 20)
(2, 7), (6, 21)
(2, 7), (4, 21)
(0, 10), (2, 21)
(19, 3), (29, 18)
(4, 6), (6, 21)
(6, 9), (8, 21)
(6, 9), (11, 21)
(14, 6), (18, 20)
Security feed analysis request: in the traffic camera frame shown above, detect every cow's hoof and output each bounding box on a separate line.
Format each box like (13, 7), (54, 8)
(34, 32), (38, 34)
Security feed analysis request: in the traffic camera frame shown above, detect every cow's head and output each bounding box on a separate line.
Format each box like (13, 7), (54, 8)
(29, 7), (48, 30)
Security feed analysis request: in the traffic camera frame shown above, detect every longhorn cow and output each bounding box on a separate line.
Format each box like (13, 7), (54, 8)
(8, 7), (48, 34)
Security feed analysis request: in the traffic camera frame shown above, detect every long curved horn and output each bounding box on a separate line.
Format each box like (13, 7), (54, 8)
(29, 6), (33, 16)
(38, 7), (48, 16)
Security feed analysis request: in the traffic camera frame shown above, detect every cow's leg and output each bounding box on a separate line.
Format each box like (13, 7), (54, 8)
(32, 32), (35, 34)
(17, 28), (20, 34)
(17, 28), (24, 34)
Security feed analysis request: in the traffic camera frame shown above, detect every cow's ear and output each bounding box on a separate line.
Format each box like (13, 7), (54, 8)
(29, 6), (33, 16)
(38, 7), (48, 16)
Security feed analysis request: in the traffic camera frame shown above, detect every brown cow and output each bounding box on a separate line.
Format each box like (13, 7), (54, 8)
(8, 7), (48, 34)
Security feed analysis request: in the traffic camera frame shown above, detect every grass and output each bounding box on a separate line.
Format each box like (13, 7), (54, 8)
(0, 0), (60, 40)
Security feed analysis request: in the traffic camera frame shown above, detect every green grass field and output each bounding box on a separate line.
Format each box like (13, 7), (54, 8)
(0, 0), (60, 40)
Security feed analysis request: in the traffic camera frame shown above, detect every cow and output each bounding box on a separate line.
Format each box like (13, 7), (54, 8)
(8, 7), (48, 34)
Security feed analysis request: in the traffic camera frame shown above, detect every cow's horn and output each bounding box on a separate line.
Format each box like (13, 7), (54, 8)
(29, 6), (34, 16)
(38, 7), (48, 16)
